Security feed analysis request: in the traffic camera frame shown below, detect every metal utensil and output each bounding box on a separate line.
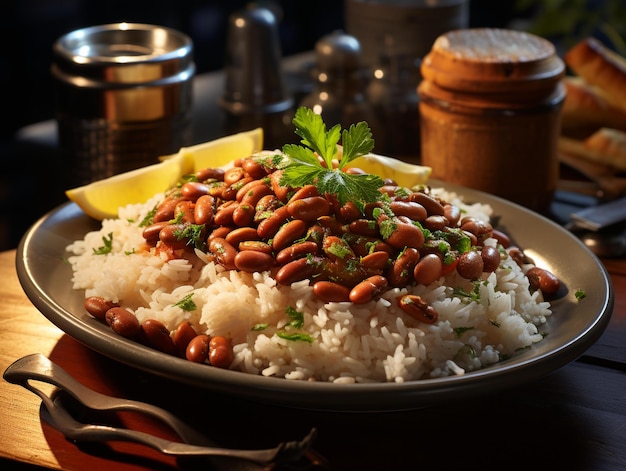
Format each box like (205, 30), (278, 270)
(3, 354), (316, 465)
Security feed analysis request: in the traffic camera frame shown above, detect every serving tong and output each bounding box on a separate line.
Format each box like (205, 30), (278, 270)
(3, 354), (317, 466)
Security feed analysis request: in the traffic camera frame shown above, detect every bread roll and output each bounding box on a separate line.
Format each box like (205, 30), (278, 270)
(561, 76), (626, 133)
(565, 38), (626, 113)
(558, 128), (626, 171)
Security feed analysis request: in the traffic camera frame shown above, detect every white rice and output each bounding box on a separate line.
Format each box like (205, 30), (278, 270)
(66, 191), (552, 383)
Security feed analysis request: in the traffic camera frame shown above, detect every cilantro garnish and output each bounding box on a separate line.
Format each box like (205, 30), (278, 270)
(92, 233), (113, 255)
(279, 107), (383, 207)
(173, 224), (207, 252)
(575, 290), (586, 301)
(285, 306), (305, 329)
(174, 293), (196, 311)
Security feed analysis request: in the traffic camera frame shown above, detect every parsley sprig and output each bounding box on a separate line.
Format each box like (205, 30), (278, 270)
(280, 107), (383, 208)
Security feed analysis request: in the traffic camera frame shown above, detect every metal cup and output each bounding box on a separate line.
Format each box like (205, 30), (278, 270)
(52, 23), (195, 185)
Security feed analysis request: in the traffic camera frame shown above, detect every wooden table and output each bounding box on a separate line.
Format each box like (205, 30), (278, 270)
(1, 240), (626, 470)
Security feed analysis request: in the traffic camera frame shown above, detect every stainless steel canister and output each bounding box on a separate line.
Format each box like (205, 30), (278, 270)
(52, 23), (195, 186)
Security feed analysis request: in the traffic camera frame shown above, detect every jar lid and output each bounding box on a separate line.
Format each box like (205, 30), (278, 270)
(421, 28), (564, 95)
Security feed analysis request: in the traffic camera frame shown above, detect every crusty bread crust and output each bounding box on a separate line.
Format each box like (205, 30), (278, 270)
(565, 38), (626, 113)
(562, 76), (626, 132)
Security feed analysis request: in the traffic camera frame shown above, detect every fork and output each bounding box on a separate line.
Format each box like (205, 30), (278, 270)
(3, 354), (316, 465)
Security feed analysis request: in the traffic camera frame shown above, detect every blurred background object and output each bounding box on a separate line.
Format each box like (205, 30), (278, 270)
(1, 0), (625, 251)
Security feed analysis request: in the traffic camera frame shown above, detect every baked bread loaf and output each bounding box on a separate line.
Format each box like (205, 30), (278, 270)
(561, 76), (626, 133)
(565, 37), (626, 113)
(559, 128), (626, 171)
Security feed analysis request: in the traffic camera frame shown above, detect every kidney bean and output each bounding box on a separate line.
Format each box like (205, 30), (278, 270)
(186, 334), (210, 363)
(235, 179), (264, 202)
(276, 256), (323, 285)
(526, 266), (561, 295)
(288, 184), (319, 203)
(154, 196), (182, 223)
(272, 219), (307, 251)
(173, 320), (197, 356)
(159, 223), (189, 249)
(270, 170), (291, 202)
(288, 196), (330, 222)
(344, 234), (395, 257)
(384, 220), (425, 250)
(221, 179), (248, 201)
(209, 336), (234, 368)
(413, 253), (443, 285)
(339, 201), (362, 222)
(234, 250), (275, 272)
(255, 194), (280, 214)
(349, 219), (379, 237)
(224, 166), (246, 185)
(196, 167), (225, 182)
(313, 280), (351, 302)
(481, 245), (501, 273)
(105, 307), (140, 338)
(208, 237), (238, 270)
(349, 275), (388, 304)
(397, 294), (438, 324)
(193, 194), (214, 225)
(360, 251), (390, 273)
(242, 158), (268, 179)
(379, 185), (402, 198)
(142, 221), (169, 244)
(443, 204), (461, 226)
(491, 229), (512, 248)
(408, 192), (445, 216)
(388, 247), (420, 287)
(181, 181), (210, 201)
(257, 205), (291, 238)
(389, 201), (427, 222)
(232, 203), (255, 227)
(317, 215), (346, 235)
(463, 230), (478, 247)
(508, 247), (527, 267)
(239, 240), (273, 254)
(457, 250), (484, 280)
(276, 241), (319, 264)
(460, 217), (493, 244)
(213, 201), (238, 226)
(305, 224), (325, 245)
(174, 200), (195, 224)
(141, 319), (177, 355)
(241, 184), (273, 210)
(322, 235), (356, 263)
(85, 296), (119, 320)
(208, 182), (227, 197)
(423, 215), (449, 231)
(225, 227), (259, 247)
(208, 226), (233, 241)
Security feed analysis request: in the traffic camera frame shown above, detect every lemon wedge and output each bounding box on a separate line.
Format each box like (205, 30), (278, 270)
(351, 153), (431, 188)
(66, 128), (264, 220)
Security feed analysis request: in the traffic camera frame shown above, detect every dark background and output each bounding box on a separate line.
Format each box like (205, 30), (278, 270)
(1, 0), (623, 251)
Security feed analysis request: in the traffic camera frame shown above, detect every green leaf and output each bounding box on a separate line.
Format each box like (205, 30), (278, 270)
(339, 122), (375, 166)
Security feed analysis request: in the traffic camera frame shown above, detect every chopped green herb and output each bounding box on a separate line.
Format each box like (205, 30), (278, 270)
(252, 323), (269, 331)
(285, 306), (305, 329)
(379, 219), (397, 240)
(327, 240), (352, 259)
(453, 326), (474, 338)
(279, 107), (382, 207)
(276, 332), (314, 343)
(173, 224), (207, 252)
(139, 206), (158, 227)
(174, 293), (196, 311)
(124, 249), (136, 255)
(92, 233), (114, 255)
(575, 289), (586, 301)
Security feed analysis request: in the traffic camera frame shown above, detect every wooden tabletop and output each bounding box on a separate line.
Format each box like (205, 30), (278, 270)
(1, 238), (626, 471)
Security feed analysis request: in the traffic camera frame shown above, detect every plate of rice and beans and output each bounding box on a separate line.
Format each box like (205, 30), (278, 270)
(16, 110), (613, 411)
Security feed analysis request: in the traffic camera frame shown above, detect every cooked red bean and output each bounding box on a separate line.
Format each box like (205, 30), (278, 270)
(174, 200), (195, 224)
(85, 296), (119, 320)
(397, 294), (438, 324)
(384, 220), (425, 250)
(269, 170), (290, 202)
(105, 307), (140, 338)
(213, 201), (238, 226)
(272, 219), (307, 251)
(142, 221), (169, 244)
(181, 181), (210, 201)
(443, 204), (461, 226)
(287, 184), (319, 203)
(208, 336), (234, 368)
(173, 321), (197, 356)
(141, 319), (177, 355)
(313, 281), (351, 302)
(423, 215), (449, 231)
(408, 192), (445, 216)
(196, 167), (225, 182)
(208, 237), (238, 270)
(257, 205), (291, 238)
(240, 182), (273, 208)
(275, 257), (323, 285)
(224, 166), (246, 185)
(339, 201), (362, 222)
(481, 245), (501, 273)
(349, 275), (388, 304)
(491, 229), (512, 248)
(154, 196), (181, 223)
(287, 196), (330, 222)
(526, 266), (561, 295)
(241, 158), (268, 179)
(234, 250), (275, 272)
(322, 235), (355, 262)
(389, 201), (427, 221)
(388, 248), (420, 287)
(360, 251), (390, 273)
(193, 195), (214, 225)
(158, 223), (189, 249)
(413, 253), (443, 285)
(457, 250), (484, 280)
(276, 241), (319, 264)
(186, 334), (210, 363)
(460, 217), (493, 244)
(239, 240), (273, 254)
(349, 219), (379, 237)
